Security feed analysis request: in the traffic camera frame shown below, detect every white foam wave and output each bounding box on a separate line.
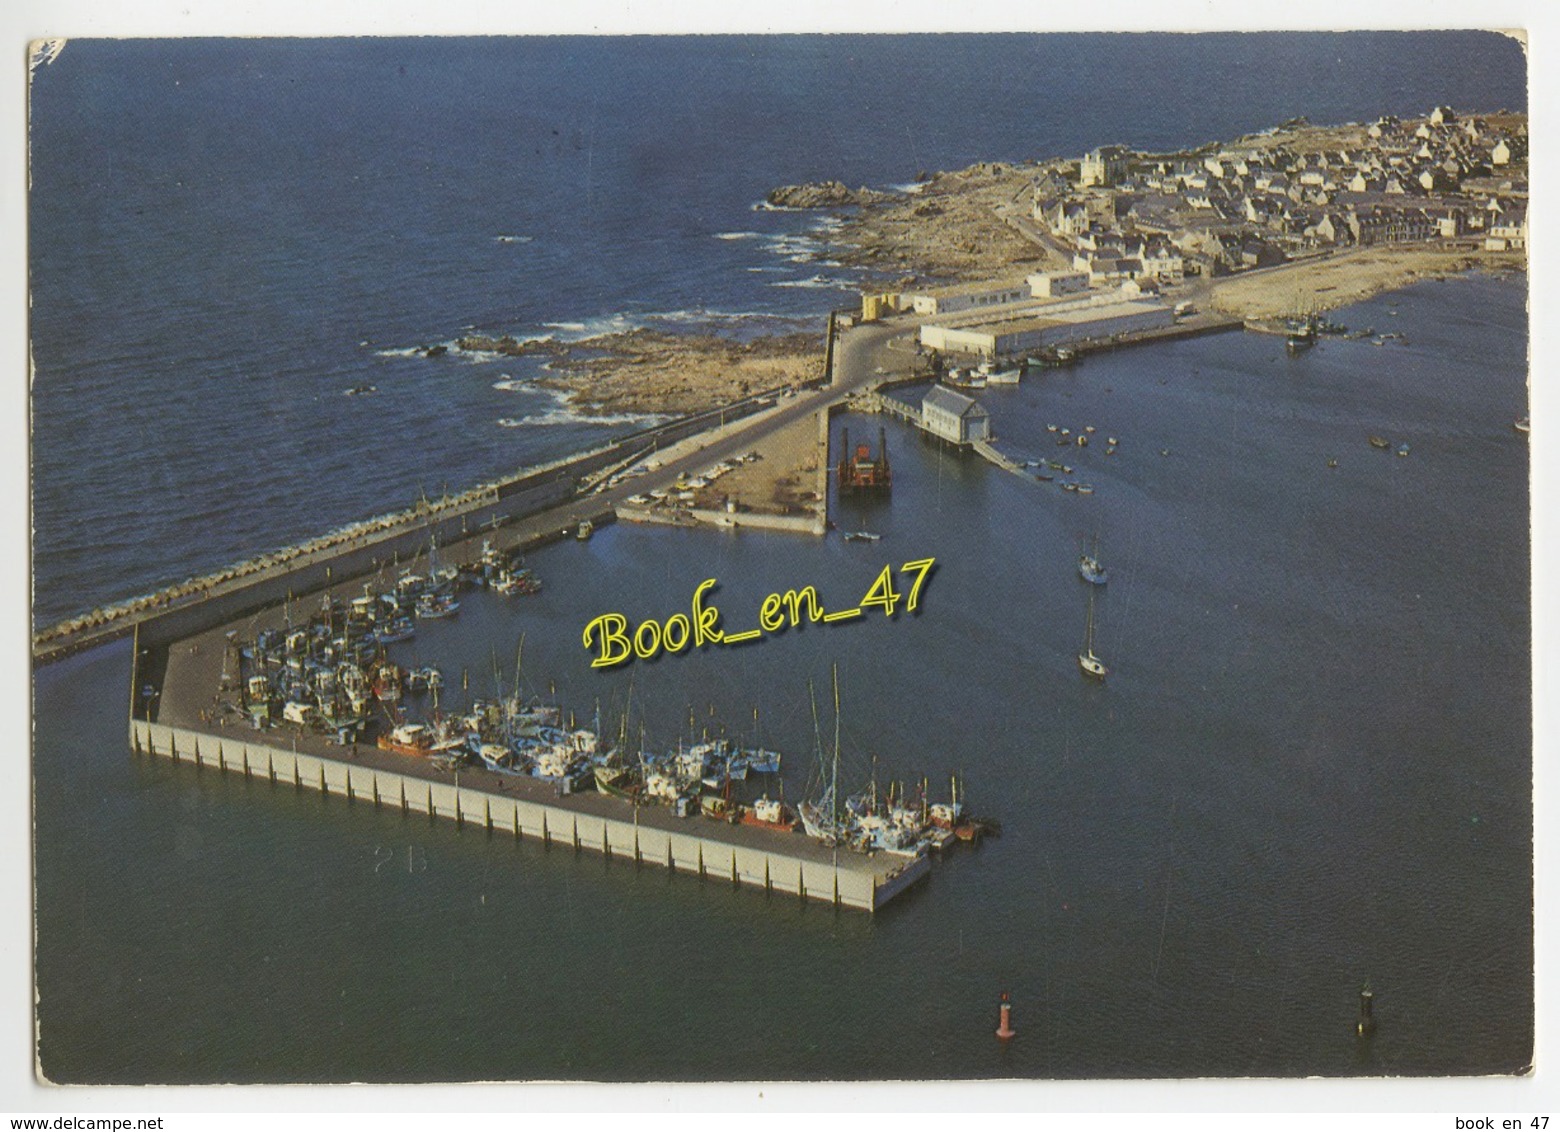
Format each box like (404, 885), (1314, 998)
(498, 407), (669, 429)
(751, 200), (804, 212)
(887, 182), (929, 195)
(492, 378), (528, 391)
(713, 231), (762, 240)
(648, 307), (801, 326)
(372, 346), (428, 359)
(541, 313), (647, 341)
(769, 275), (851, 290)
(494, 234), (534, 244)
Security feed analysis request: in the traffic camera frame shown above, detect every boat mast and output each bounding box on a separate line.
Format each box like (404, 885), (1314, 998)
(831, 664), (841, 832)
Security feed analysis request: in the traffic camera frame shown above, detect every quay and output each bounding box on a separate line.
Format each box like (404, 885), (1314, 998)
(132, 601), (932, 912)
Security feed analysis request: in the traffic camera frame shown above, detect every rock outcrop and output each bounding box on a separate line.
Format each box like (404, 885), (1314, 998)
(765, 180), (892, 208)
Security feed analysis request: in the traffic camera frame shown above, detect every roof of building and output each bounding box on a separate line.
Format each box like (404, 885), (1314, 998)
(930, 300), (1171, 341)
(923, 385), (987, 418)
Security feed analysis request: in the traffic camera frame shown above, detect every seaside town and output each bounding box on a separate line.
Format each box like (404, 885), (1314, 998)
(847, 106), (1528, 356)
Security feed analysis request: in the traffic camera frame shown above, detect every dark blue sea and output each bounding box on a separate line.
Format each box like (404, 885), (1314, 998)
(29, 34), (1531, 1084)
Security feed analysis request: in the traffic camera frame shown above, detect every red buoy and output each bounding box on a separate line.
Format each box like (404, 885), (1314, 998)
(996, 992), (1016, 1042)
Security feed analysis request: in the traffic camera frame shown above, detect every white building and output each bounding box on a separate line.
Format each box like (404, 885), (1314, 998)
(1026, 270), (1090, 298)
(907, 278), (1033, 317)
(922, 386), (991, 445)
(1079, 146), (1130, 188)
(919, 298), (1174, 358)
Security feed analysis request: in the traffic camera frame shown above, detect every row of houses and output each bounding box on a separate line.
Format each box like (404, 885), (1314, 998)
(1036, 107), (1528, 273)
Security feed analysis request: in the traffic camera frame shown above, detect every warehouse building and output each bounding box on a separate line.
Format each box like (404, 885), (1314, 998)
(920, 298), (1174, 357)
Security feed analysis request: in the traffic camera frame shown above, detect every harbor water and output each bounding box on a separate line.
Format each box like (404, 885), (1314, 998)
(30, 36), (1530, 1081)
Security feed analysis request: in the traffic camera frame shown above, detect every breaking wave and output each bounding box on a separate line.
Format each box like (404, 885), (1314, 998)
(769, 275), (851, 290)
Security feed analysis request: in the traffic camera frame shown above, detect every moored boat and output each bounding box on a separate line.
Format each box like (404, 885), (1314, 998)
(740, 796), (798, 832)
(377, 722), (434, 756)
(1078, 588), (1109, 680)
(1079, 543), (1108, 586)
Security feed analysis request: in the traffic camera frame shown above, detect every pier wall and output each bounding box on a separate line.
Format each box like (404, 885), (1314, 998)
(38, 387), (787, 664)
(127, 718), (929, 913)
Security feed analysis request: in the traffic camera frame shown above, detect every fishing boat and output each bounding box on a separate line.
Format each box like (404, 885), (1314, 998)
(977, 361), (1021, 385)
(742, 748), (782, 775)
(375, 616), (416, 645)
(740, 795), (798, 832)
(1079, 537), (1108, 585)
(414, 592), (460, 619)
(377, 722), (433, 756)
(1514, 418), (1531, 435)
(576, 519), (594, 541)
(1078, 588), (1109, 680)
(479, 742), (517, 771)
(1397, 443), (1410, 457)
(594, 762), (643, 800)
(494, 568), (542, 596)
(1368, 435), (1391, 450)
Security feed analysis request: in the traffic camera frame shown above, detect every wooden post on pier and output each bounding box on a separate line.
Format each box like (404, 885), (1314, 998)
(399, 780), (408, 816)
(293, 759), (301, 792)
(266, 751), (275, 786)
(666, 840), (674, 874)
(697, 843), (705, 881)
(731, 851), (739, 889)
(372, 773), (380, 808)
(541, 812), (550, 848)
(513, 807), (521, 841)
(571, 817), (580, 854)
(764, 858), (772, 894)
(485, 799), (493, 834)
(426, 784), (434, 822)
(319, 764), (327, 797)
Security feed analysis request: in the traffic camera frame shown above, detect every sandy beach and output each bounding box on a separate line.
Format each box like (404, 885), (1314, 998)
(1207, 246), (1527, 317)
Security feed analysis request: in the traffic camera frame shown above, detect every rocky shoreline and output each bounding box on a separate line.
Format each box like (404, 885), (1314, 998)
(455, 326), (825, 417)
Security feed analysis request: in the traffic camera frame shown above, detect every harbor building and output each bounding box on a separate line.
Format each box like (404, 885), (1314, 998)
(1026, 269), (1091, 297)
(922, 385), (991, 445)
(907, 278), (1033, 316)
(920, 297), (1174, 357)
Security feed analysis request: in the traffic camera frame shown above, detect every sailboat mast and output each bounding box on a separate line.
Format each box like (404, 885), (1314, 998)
(831, 665), (841, 830)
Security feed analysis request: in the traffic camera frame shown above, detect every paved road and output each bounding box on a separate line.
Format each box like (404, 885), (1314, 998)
(587, 318), (912, 513)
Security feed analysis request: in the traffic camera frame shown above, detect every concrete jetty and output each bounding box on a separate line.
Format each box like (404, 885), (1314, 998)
(133, 607), (931, 914)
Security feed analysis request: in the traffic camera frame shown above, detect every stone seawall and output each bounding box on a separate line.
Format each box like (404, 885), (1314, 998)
(127, 717), (930, 914)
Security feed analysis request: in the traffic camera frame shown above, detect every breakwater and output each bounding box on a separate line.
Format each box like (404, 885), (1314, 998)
(33, 384), (808, 666)
(126, 713), (931, 913)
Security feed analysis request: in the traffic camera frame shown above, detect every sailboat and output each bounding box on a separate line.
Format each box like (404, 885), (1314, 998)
(798, 670), (850, 846)
(1078, 587), (1109, 680)
(1078, 535), (1108, 585)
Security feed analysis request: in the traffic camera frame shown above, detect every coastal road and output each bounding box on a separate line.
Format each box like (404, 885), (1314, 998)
(585, 318), (914, 514)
